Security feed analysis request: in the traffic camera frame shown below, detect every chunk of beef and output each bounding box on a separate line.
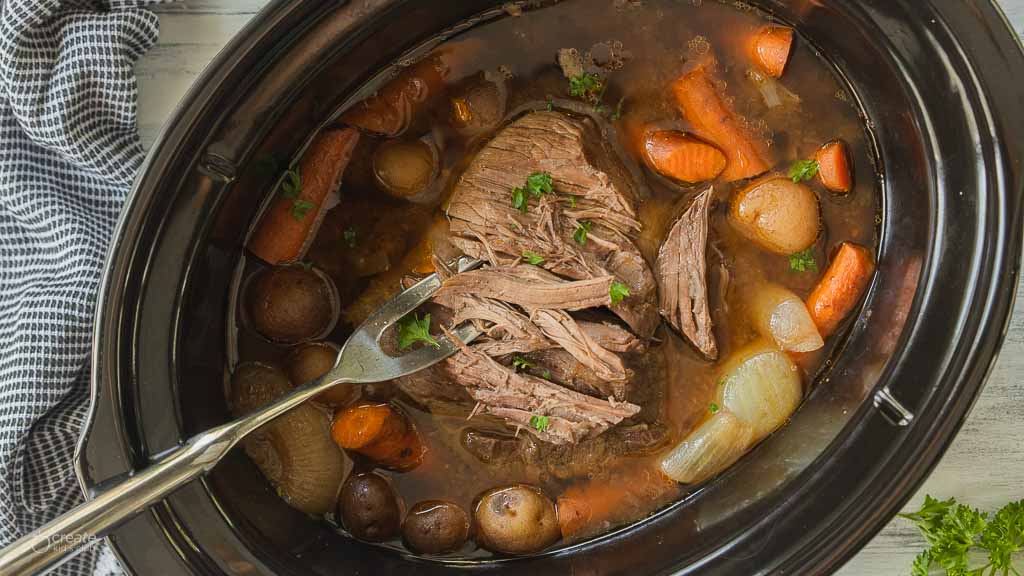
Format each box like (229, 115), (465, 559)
(531, 309), (630, 384)
(459, 421), (671, 481)
(460, 428), (522, 465)
(655, 187), (718, 359)
(444, 342), (639, 444)
(446, 111), (659, 336)
(435, 264), (615, 312)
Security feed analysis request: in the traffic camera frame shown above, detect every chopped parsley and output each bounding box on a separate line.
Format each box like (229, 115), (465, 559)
(709, 402), (720, 414)
(511, 355), (534, 372)
(522, 250), (545, 265)
(526, 172), (554, 197)
(541, 369), (552, 380)
(573, 220), (593, 245)
(529, 414), (551, 433)
(609, 281), (631, 306)
(510, 172), (553, 214)
(569, 194), (578, 209)
(789, 248), (818, 272)
(290, 199), (316, 221)
(788, 159), (820, 183)
(343, 226), (358, 248)
(546, 98), (555, 112)
(568, 72), (604, 102)
(511, 186), (529, 213)
(397, 313), (440, 350)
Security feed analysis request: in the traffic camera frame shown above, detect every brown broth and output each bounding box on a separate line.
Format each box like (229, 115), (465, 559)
(230, 0), (880, 558)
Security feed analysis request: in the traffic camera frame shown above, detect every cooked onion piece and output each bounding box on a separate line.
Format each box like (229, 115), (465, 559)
(745, 283), (824, 352)
(659, 410), (754, 484)
(729, 174), (820, 254)
(717, 341), (803, 441)
(372, 138), (439, 202)
(230, 363), (347, 516)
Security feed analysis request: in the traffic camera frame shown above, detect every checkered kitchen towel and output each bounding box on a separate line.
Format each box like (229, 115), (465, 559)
(0, 0), (160, 574)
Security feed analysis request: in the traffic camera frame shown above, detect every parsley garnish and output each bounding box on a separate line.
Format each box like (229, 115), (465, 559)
(568, 72), (604, 102)
(526, 172), (554, 197)
(511, 355), (534, 372)
(789, 248), (818, 272)
(709, 402), (720, 414)
(397, 313), (440, 350)
(522, 250), (545, 265)
(529, 415), (551, 433)
(541, 369), (552, 380)
(901, 495), (1024, 576)
(546, 98), (555, 112)
(343, 226), (358, 248)
(609, 281), (630, 306)
(788, 159), (820, 183)
(290, 199), (316, 221)
(569, 195), (578, 209)
(510, 172), (553, 213)
(573, 221), (593, 245)
(511, 186), (529, 213)
(281, 167), (301, 199)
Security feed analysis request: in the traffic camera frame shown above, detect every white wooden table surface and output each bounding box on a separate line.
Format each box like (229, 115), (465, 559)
(134, 2), (1024, 573)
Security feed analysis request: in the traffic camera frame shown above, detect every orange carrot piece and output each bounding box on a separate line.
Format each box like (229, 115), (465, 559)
(815, 139), (853, 194)
(671, 62), (772, 182)
(332, 403), (424, 471)
(806, 242), (875, 337)
(341, 55), (450, 137)
(247, 127), (360, 265)
(556, 466), (677, 541)
(747, 26), (794, 78)
(642, 130), (727, 183)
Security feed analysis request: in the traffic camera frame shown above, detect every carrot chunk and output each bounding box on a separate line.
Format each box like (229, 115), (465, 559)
(247, 127), (360, 265)
(815, 139), (853, 193)
(747, 26), (794, 78)
(332, 403), (424, 471)
(806, 242), (875, 337)
(341, 55), (449, 137)
(642, 130), (727, 183)
(671, 61), (772, 182)
(556, 466), (677, 541)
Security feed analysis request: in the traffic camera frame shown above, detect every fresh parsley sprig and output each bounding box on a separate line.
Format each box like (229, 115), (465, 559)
(901, 495), (1024, 576)
(397, 313), (440, 350)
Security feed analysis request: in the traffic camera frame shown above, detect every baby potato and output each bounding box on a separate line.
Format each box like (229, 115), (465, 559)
(474, 484), (560, 555)
(403, 500), (470, 554)
(245, 265), (339, 345)
(339, 472), (402, 542)
(729, 174), (820, 254)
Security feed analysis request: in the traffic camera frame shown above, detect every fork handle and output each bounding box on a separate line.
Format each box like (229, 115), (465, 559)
(0, 372), (345, 575)
(0, 419), (241, 575)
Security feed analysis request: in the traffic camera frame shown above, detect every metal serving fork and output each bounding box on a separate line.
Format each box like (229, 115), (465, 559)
(0, 257), (484, 576)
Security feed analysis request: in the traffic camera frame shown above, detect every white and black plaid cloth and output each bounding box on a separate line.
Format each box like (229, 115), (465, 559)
(0, 0), (160, 574)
